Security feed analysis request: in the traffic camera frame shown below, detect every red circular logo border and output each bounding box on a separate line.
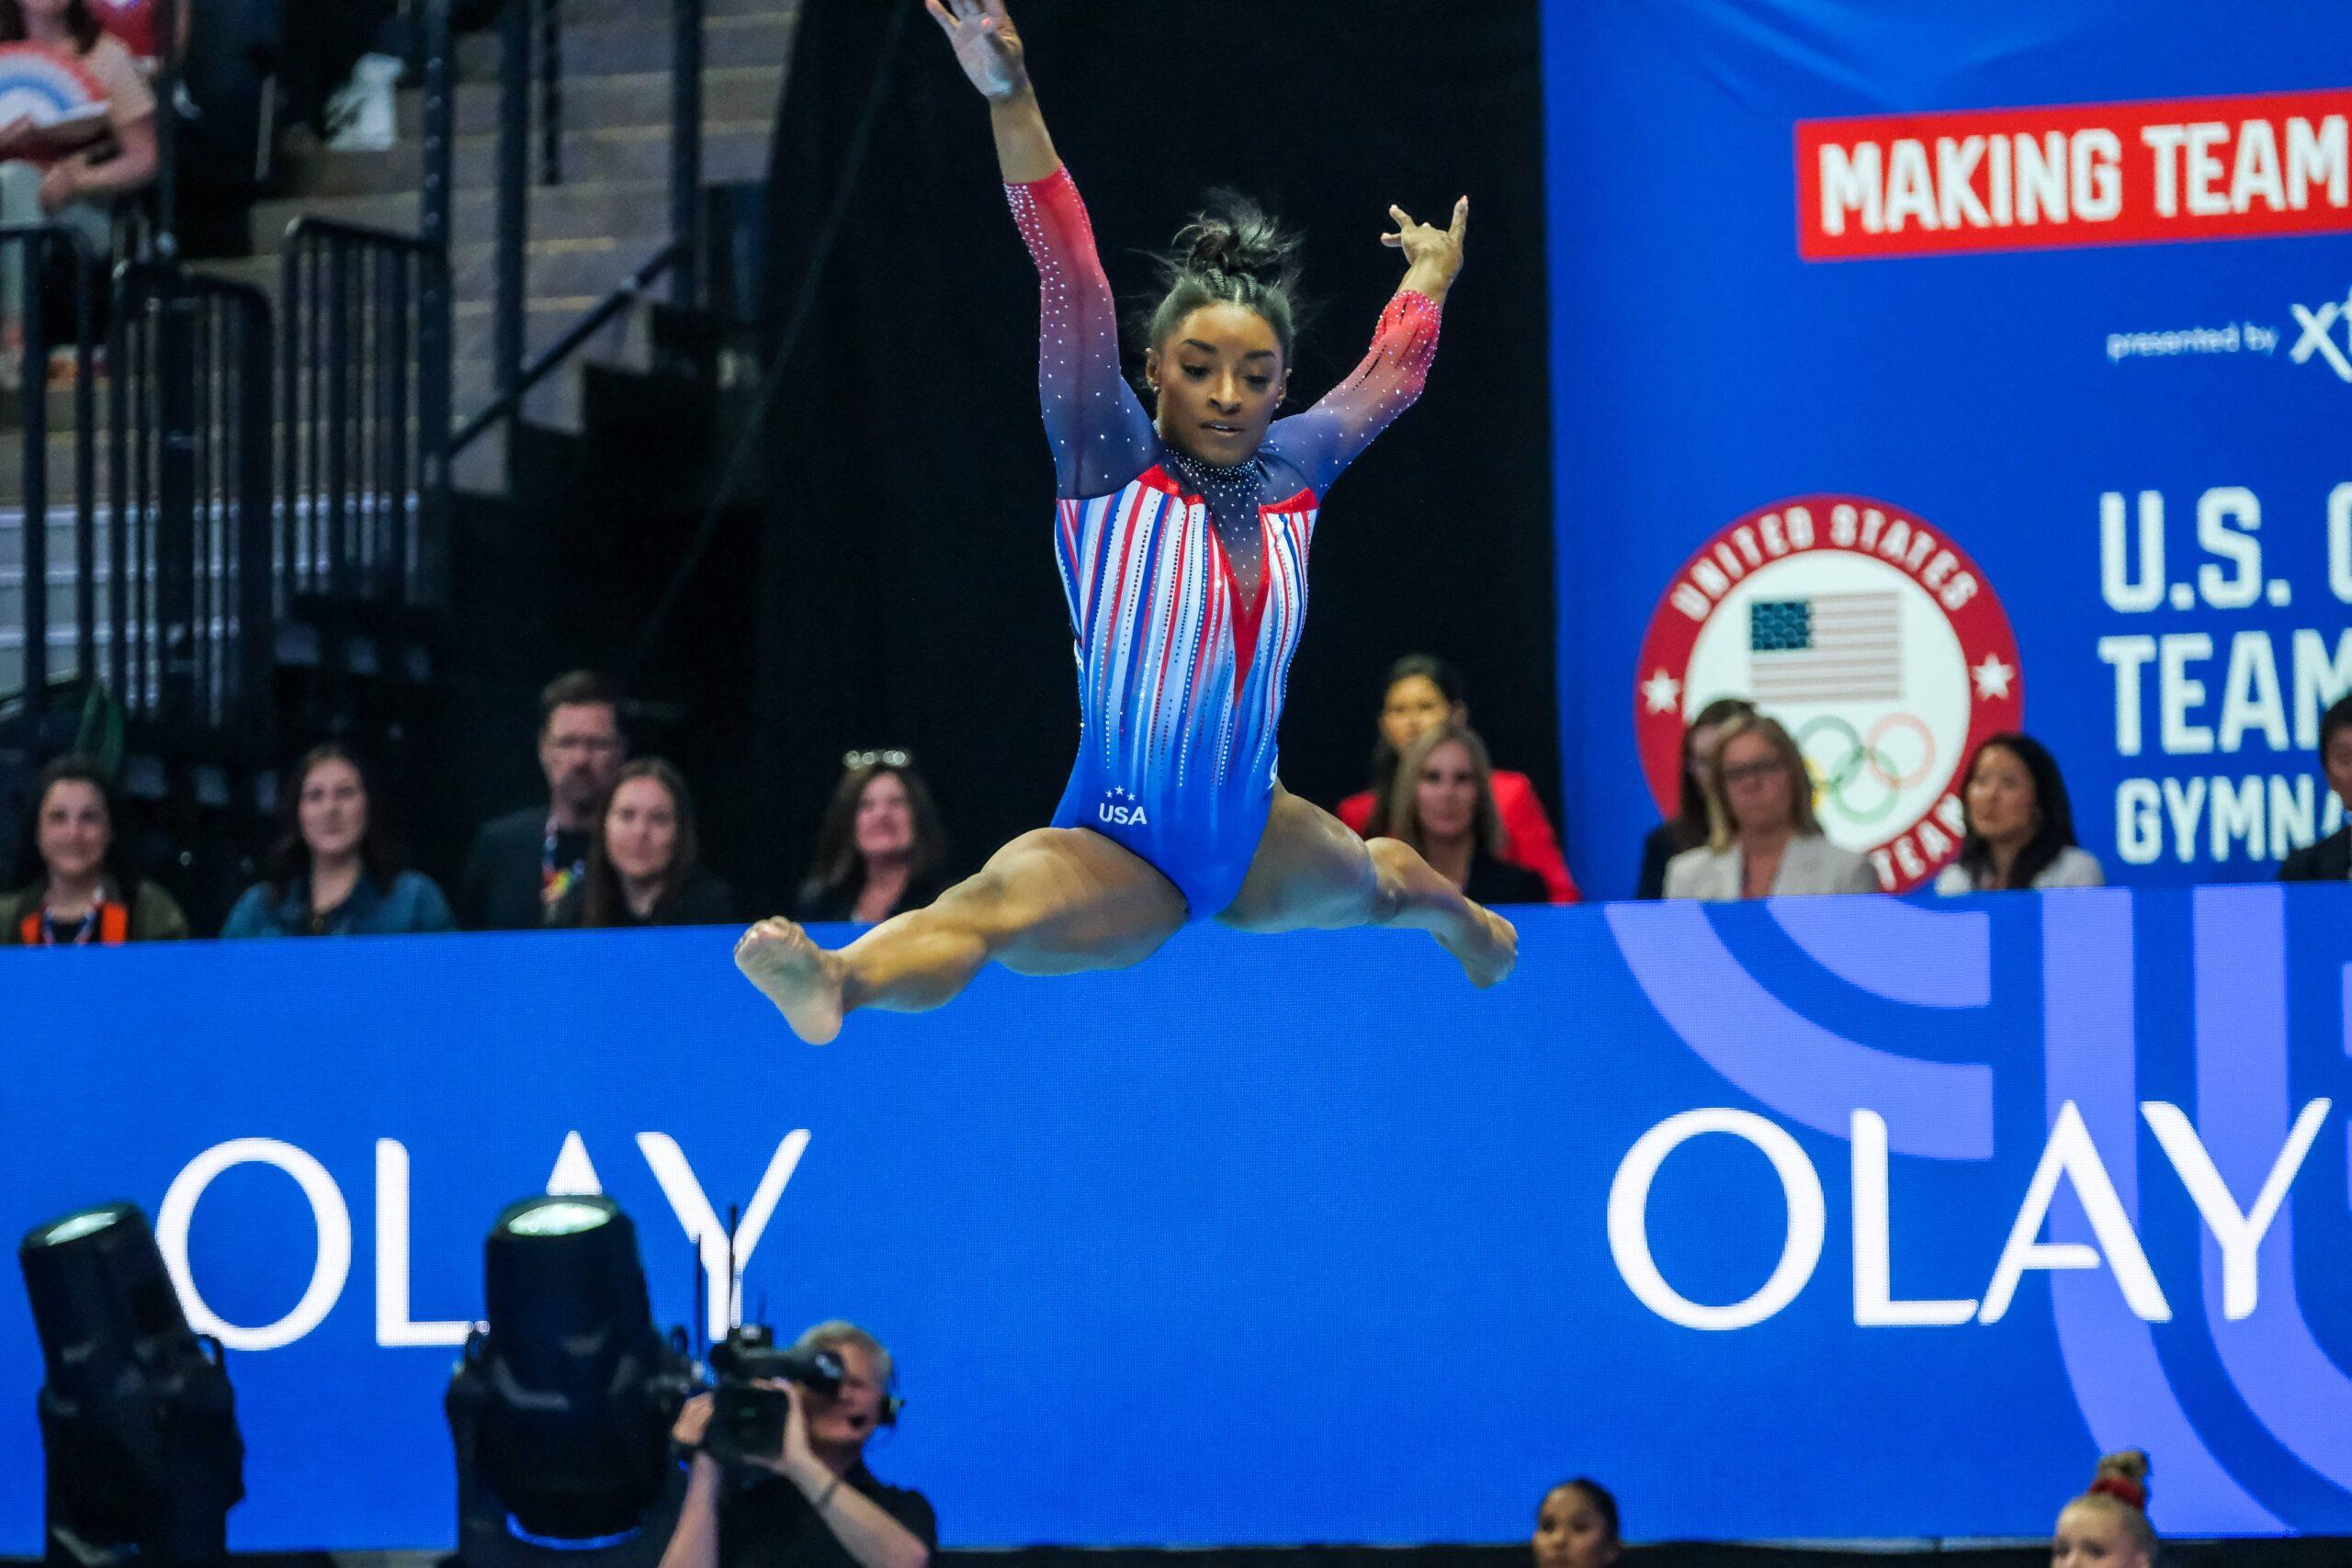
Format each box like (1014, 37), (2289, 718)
(1632, 493), (2026, 891)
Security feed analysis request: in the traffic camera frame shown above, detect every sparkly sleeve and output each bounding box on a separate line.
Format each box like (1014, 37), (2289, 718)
(1269, 288), (1442, 494)
(1005, 168), (1157, 500)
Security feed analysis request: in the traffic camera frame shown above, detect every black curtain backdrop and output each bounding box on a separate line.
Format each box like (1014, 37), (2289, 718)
(754, 0), (1556, 903)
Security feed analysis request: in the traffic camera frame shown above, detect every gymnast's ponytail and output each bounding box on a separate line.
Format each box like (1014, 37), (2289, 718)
(1144, 189), (1309, 362)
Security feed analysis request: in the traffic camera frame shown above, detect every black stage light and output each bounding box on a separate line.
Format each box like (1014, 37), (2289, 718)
(447, 1194), (698, 1568)
(17, 1201), (244, 1568)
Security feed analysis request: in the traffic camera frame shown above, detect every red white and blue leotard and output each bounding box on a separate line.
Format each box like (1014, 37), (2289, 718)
(1008, 167), (1441, 917)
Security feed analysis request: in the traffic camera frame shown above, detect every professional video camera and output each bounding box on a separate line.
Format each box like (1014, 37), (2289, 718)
(701, 1325), (843, 1468)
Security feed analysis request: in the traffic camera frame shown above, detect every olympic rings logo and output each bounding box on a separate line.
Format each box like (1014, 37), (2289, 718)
(1798, 714), (1937, 826)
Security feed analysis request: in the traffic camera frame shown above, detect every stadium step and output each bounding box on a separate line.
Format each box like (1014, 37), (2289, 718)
(394, 64), (785, 141)
(277, 121), (773, 201)
(455, 14), (794, 83)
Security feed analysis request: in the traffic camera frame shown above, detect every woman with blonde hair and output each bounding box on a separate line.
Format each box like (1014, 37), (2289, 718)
(1662, 712), (1875, 899)
(1375, 723), (1548, 907)
(2052, 1450), (2156, 1568)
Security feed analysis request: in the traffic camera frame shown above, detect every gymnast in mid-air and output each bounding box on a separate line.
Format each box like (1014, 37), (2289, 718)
(735, 0), (1513, 1043)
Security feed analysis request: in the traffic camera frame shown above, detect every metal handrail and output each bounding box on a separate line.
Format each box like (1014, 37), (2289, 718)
(282, 216), (444, 258)
(108, 263), (276, 738)
(449, 240), (687, 455)
(0, 222), (98, 725)
(280, 217), (454, 613)
(458, 0), (706, 449)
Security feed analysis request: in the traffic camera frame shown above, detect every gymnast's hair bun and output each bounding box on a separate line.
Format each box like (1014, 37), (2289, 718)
(2087, 1450), (2152, 1509)
(1170, 191), (1302, 285)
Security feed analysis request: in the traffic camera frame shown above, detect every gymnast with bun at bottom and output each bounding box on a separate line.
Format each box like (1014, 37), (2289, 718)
(733, 0), (1513, 1043)
(2052, 1450), (2157, 1568)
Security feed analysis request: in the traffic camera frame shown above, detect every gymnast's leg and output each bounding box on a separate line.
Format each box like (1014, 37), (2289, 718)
(1216, 784), (1518, 986)
(735, 827), (1188, 1043)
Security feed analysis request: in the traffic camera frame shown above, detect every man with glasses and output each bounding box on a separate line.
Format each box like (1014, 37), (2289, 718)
(459, 671), (628, 929)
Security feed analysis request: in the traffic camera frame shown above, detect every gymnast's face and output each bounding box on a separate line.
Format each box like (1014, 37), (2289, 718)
(1145, 303), (1290, 468)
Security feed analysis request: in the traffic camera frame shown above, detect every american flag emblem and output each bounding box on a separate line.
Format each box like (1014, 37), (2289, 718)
(1747, 592), (1902, 702)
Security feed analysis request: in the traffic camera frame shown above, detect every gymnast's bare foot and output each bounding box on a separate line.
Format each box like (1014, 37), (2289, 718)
(734, 919), (847, 1044)
(1438, 905), (1518, 988)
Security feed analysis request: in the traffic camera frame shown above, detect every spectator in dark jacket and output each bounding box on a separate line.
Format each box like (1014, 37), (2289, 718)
(794, 755), (949, 924)
(549, 758), (733, 928)
(461, 671), (627, 929)
(1375, 723), (1549, 907)
(2280, 692), (2352, 882)
(220, 745), (455, 938)
(0, 754), (186, 943)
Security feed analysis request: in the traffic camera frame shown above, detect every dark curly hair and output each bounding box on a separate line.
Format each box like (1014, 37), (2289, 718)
(1140, 189), (1309, 364)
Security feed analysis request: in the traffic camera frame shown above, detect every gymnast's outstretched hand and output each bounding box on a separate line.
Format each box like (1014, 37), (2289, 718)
(927, 0), (1058, 184)
(1384, 197), (1470, 304)
(925, 0), (1029, 100)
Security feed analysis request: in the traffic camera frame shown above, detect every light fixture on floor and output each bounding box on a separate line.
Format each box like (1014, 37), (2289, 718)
(447, 1193), (698, 1568)
(18, 1201), (244, 1568)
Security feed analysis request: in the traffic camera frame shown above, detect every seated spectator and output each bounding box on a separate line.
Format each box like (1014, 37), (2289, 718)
(220, 745), (455, 938)
(0, 0), (157, 368)
(1663, 713), (1875, 899)
(462, 671), (626, 930)
(2280, 692), (2352, 881)
(1337, 654), (1578, 902)
(549, 758), (734, 928)
(796, 753), (949, 924)
(2053, 1450), (2155, 1568)
(1375, 723), (1550, 906)
(1532, 1478), (1621, 1568)
(0, 754), (185, 942)
(1636, 695), (1754, 899)
(1934, 733), (2102, 894)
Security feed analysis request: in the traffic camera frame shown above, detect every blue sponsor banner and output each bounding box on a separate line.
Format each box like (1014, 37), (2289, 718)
(1, 892), (2346, 1548)
(1542, 1), (2352, 899)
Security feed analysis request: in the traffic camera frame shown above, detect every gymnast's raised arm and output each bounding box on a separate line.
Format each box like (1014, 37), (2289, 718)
(929, 0), (1155, 498)
(1271, 197), (1468, 496)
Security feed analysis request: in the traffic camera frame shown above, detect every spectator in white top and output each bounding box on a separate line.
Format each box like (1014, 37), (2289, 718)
(1935, 733), (2103, 895)
(1663, 713), (1877, 900)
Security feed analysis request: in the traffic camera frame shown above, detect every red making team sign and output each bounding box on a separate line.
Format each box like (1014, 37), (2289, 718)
(1797, 85), (2352, 259)
(1633, 496), (2025, 893)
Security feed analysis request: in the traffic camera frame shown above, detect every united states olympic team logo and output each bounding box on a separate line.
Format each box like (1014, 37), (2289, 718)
(1633, 495), (2024, 892)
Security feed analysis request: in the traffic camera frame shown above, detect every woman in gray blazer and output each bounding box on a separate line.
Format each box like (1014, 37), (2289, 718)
(1663, 714), (1878, 900)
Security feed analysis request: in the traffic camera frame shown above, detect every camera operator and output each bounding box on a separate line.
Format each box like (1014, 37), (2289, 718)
(661, 1321), (935, 1568)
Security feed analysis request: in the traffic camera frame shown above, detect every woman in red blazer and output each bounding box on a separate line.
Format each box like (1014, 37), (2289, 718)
(1336, 654), (1578, 902)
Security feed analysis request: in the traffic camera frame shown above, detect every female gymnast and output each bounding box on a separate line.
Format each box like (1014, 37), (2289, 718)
(734, 0), (1515, 1043)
